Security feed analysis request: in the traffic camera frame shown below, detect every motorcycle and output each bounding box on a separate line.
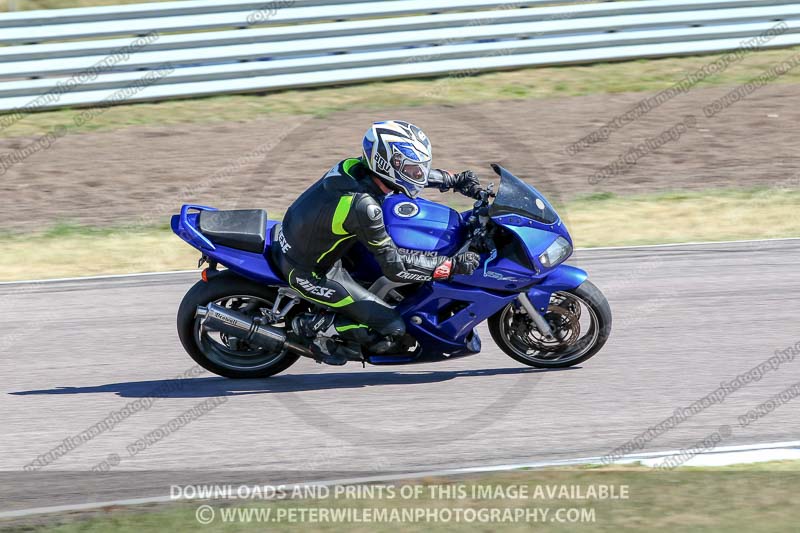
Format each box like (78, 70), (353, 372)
(171, 164), (611, 378)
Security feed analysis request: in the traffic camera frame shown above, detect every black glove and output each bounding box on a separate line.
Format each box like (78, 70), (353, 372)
(432, 251), (480, 279)
(452, 170), (483, 199)
(451, 251), (481, 276)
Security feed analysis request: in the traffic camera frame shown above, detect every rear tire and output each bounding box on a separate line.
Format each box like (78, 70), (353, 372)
(177, 270), (301, 378)
(489, 280), (612, 368)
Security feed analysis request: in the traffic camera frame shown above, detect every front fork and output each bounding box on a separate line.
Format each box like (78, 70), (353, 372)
(517, 292), (555, 340)
(517, 264), (589, 340)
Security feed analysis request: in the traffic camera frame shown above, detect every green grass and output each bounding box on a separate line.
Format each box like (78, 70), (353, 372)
(563, 187), (800, 247)
(2, 186), (798, 281)
(3, 45), (800, 138)
(7, 461), (800, 532)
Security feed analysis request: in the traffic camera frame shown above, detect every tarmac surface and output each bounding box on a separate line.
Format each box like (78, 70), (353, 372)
(2, 239), (799, 512)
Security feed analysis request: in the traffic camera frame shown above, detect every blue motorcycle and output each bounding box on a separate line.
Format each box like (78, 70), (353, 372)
(172, 164), (611, 378)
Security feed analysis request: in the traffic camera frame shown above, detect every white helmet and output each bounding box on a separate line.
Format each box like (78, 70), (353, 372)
(362, 120), (432, 197)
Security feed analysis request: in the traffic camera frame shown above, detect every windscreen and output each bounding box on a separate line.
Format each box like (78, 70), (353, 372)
(488, 166), (559, 224)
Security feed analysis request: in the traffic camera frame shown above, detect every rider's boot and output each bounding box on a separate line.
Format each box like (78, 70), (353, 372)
(294, 313), (359, 366)
(332, 317), (378, 345)
(310, 337), (348, 366)
(368, 337), (398, 354)
(331, 317), (402, 355)
(292, 312), (335, 338)
(368, 333), (416, 354)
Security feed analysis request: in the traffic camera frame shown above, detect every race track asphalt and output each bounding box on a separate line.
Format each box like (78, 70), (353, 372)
(2, 239), (799, 512)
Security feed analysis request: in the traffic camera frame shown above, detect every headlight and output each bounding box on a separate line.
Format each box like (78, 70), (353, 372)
(539, 237), (572, 268)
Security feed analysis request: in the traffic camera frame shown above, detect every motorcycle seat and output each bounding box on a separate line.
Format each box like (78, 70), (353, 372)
(197, 209), (267, 253)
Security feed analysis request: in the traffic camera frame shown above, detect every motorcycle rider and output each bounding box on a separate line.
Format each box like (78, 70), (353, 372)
(272, 120), (483, 365)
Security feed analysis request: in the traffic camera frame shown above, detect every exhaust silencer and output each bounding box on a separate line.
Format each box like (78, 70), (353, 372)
(196, 303), (287, 352)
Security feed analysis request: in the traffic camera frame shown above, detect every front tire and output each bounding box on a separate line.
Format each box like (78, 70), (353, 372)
(489, 280), (611, 368)
(177, 271), (301, 378)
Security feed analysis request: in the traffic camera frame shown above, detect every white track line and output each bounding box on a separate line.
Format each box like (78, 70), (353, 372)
(0, 269), (199, 286)
(572, 236), (800, 252)
(2, 237), (799, 287)
(2, 440), (799, 519)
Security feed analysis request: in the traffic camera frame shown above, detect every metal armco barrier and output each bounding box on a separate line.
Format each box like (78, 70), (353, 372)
(0, 0), (798, 112)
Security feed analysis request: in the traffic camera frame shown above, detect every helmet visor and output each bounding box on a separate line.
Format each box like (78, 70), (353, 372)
(391, 152), (431, 184)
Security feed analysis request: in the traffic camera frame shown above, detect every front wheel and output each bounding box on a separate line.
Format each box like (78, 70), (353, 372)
(177, 271), (301, 379)
(488, 280), (611, 368)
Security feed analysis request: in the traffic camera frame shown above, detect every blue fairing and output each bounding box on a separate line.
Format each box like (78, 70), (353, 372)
(492, 216), (572, 272)
(525, 265), (588, 312)
(170, 206), (285, 286)
(394, 282), (517, 354)
(381, 195), (465, 255)
(446, 213), (574, 292)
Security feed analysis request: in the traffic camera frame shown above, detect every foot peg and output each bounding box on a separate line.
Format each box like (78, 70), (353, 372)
(311, 338), (362, 366)
(311, 338), (346, 366)
(369, 334), (415, 355)
(369, 338), (399, 355)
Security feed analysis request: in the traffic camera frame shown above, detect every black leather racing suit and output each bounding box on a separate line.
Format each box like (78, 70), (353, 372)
(272, 157), (476, 338)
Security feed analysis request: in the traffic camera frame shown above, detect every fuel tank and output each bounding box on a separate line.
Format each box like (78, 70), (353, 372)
(382, 195), (465, 256)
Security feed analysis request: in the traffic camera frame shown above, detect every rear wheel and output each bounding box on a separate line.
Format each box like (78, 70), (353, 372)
(177, 271), (301, 378)
(488, 280), (611, 368)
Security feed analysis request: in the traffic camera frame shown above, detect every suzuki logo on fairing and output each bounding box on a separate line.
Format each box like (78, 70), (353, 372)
(482, 248), (516, 280)
(483, 248), (498, 276)
(484, 271), (518, 282)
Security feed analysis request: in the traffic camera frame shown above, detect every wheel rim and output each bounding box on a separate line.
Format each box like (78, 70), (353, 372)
(194, 294), (288, 372)
(499, 291), (599, 365)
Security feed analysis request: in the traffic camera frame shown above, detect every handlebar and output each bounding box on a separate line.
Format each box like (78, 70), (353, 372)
(462, 181), (496, 254)
(473, 181), (495, 207)
(471, 182), (494, 218)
